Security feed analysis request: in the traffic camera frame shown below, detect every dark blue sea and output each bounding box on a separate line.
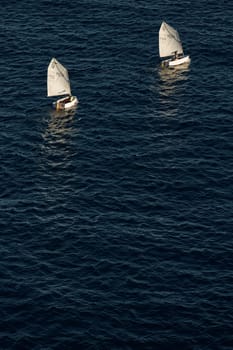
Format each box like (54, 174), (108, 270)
(1, 1), (233, 349)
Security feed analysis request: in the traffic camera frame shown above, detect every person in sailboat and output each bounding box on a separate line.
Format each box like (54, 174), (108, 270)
(173, 51), (179, 61)
(64, 96), (72, 103)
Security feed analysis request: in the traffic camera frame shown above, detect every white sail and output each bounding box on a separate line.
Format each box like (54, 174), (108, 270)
(159, 21), (183, 58)
(47, 58), (71, 97)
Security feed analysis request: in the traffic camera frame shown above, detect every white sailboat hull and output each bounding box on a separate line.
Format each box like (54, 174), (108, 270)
(54, 95), (79, 111)
(162, 55), (190, 68)
(169, 55), (190, 66)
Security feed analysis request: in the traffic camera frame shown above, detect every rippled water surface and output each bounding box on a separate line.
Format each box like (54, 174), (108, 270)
(1, 1), (233, 349)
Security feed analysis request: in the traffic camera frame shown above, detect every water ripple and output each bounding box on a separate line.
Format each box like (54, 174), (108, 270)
(1, 1), (233, 349)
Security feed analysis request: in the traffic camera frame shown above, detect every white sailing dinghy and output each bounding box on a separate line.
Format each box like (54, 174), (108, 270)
(159, 21), (190, 68)
(47, 58), (78, 111)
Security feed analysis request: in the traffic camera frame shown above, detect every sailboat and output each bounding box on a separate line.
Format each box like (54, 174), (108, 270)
(159, 21), (190, 68)
(47, 58), (78, 111)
